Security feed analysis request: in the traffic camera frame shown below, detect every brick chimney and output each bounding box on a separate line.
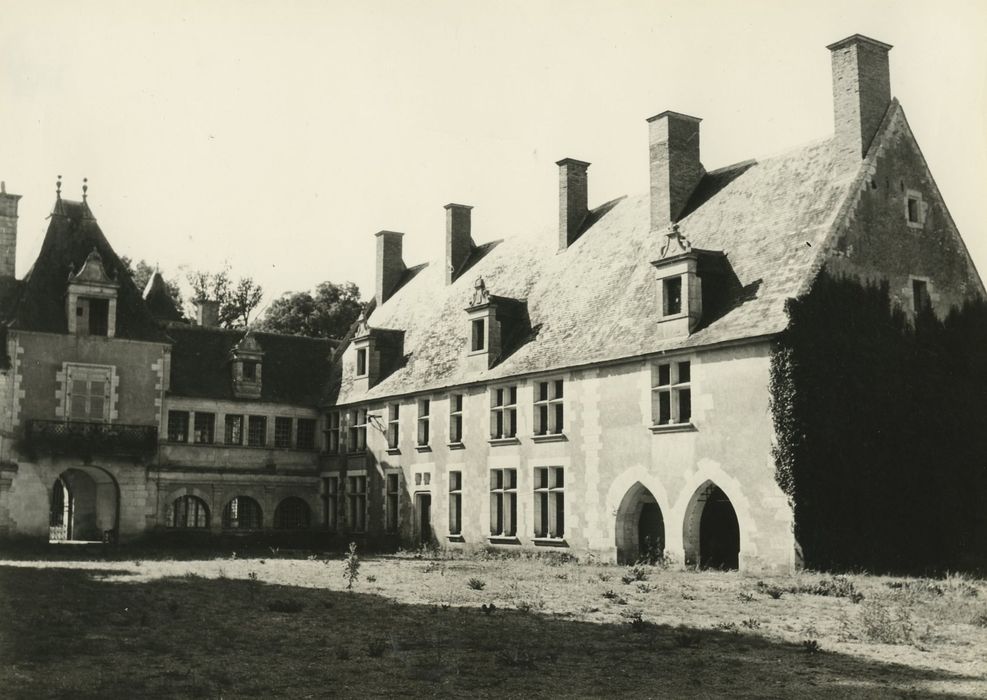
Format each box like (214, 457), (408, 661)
(444, 204), (474, 284)
(647, 112), (703, 232)
(555, 158), (590, 251)
(0, 181), (22, 279)
(827, 34), (893, 158)
(195, 299), (220, 327)
(375, 230), (406, 305)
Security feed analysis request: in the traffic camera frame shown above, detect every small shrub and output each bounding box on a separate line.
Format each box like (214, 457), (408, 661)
(247, 571), (259, 582)
(555, 572), (569, 580)
(738, 592), (755, 603)
(615, 596), (628, 605)
(602, 589), (618, 600)
(597, 572), (612, 582)
(621, 565), (649, 585)
(335, 646), (350, 660)
(366, 575), (377, 583)
(802, 639), (821, 654)
(366, 638), (388, 658)
(636, 582), (656, 594)
(467, 577), (486, 591)
(859, 600), (913, 644)
(342, 542), (360, 590)
(713, 621), (738, 632)
(970, 611), (987, 628)
(741, 618), (761, 630)
(681, 592), (697, 601)
(764, 587), (784, 600)
(850, 592), (865, 604)
(266, 599), (305, 614)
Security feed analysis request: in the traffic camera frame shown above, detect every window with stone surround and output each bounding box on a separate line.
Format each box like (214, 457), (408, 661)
(225, 414), (244, 445)
(327, 412), (341, 453)
(356, 348), (368, 377)
(385, 473), (400, 533)
(533, 379), (564, 436)
(193, 412), (215, 444)
(489, 468), (518, 538)
(222, 496), (263, 530)
(387, 403), (400, 449)
(296, 418), (317, 450)
(490, 386), (518, 439)
(662, 276), (683, 316)
(167, 411), (189, 442)
(449, 394), (464, 444)
(652, 360), (691, 426)
(248, 415), (267, 447)
(449, 470), (463, 536)
(168, 495), (209, 529)
(534, 466), (565, 539)
(417, 399), (430, 447)
(347, 408), (367, 452)
(347, 474), (368, 532)
(912, 279), (931, 315)
(905, 189), (925, 228)
(324, 475), (340, 531)
(471, 318), (486, 352)
(274, 417), (293, 448)
(63, 364), (113, 423)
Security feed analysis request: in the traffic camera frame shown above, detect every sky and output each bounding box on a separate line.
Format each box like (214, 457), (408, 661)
(1, 0), (985, 307)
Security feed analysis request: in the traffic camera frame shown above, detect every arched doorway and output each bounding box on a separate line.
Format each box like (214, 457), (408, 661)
(49, 467), (119, 543)
(274, 497), (311, 530)
(615, 482), (665, 564)
(222, 496), (263, 530)
(683, 481), (740, 570)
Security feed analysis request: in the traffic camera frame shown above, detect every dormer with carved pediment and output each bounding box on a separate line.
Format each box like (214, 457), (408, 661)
(350, 310), (405, 393)
(66, 247), (120, 337)
(231, 332), (264, 399)
(465, 277), (527, 371)
(651, 224), (728, 338)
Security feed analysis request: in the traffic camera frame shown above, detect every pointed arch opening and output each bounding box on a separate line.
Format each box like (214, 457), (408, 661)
(683, 481), (740, 570)
(615, 482), (665, 565)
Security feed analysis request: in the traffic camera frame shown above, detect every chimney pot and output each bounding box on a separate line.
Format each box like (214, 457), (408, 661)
(556, 158), (591, 251)
(647, 111), (703, 232)
(375, 230), (406, 305)
(444, 204), (474, 284)
(827, 34), (893, 158)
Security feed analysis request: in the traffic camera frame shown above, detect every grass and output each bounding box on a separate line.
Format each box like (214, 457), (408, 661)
(0, 552), (985, 697)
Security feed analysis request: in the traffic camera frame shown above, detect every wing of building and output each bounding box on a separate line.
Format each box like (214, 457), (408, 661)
(0, 34), (981, 572)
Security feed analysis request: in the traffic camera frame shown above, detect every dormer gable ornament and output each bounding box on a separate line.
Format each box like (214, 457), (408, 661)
(659, 223), (692, 260)
(354, 309), (371, 338)
(69, 247), (119, 288)
(469, 276), (491, 308)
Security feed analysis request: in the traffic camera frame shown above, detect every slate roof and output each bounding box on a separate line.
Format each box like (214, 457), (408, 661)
(168, 325), (337, 407)
(1, 199), (170, 343)
(142, 271), (184, 322)
(331, 130), (864, 406)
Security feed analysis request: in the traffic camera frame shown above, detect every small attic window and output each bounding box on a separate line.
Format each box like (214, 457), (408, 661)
(356, 348), (368, 376)
(905, 190), (925, 228)
(242, 361), (258, 381)
(912, 279), (931, 315)
(663, 277), (683, 316)
(471, 319), (486, 352)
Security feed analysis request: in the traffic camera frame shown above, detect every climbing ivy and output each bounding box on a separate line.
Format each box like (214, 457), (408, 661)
(769, 272), (987, 574)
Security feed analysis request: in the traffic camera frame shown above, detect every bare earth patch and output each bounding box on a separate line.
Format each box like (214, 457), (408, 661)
(1, 552), (985, 698)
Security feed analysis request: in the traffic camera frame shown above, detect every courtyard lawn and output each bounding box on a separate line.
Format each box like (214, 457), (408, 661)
(1, 550), (985, 698)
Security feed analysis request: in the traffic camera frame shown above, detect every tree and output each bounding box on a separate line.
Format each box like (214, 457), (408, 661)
(119, 256), (184, 315)
(256, 281), (363, 339)
(186, 264), (264, 329)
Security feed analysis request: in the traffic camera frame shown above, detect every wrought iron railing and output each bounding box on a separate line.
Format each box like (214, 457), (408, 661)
(25, 419), (158, 461)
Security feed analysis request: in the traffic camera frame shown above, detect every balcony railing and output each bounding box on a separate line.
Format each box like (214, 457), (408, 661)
(25, 419), (158, 461)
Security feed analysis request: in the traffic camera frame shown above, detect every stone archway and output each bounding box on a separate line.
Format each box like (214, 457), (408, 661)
(49, 467), (120, 543)
(615, 482), (666, 565)
(682, 481), (740, 570)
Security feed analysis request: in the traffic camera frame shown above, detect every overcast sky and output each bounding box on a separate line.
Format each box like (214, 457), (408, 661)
(1, 0), (985, 307)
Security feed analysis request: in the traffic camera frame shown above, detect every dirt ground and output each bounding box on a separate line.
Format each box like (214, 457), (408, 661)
(1, 549), (985, 698)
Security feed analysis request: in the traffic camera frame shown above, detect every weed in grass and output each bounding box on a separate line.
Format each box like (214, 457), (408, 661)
(342, 542), (360, 590)
(738, 592), (754, 603)
(555, 572), (568, 580)
(247, 571), (259, 582)
(366, 638), (388, 658)
(467, 577), (486, 591)
(970, 611), (987, 627)
(713, 621), (738, 632)
(681, 592), (697, 601)
(621, 565), (649, 585)
(597, 572), (612, 582)
(802, 639), (821, 654)
(636, 582), (656, 594)
(481, 603), (497, 615)
(602, 589), (618, 600)
(741, 618), (761, 630)
(266, 599), (305, 614)
(133, 559), (143, 567)
(859, 600), (913, 644)
(335, 646), (350, 661)
(765, 587), (784, 600)
(423, 561), (444, 575)
(366, 575), (377, 583)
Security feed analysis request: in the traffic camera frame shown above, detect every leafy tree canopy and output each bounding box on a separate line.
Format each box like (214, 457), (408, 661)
(185, 264), (264, 330)
(256, 281), (364, 339)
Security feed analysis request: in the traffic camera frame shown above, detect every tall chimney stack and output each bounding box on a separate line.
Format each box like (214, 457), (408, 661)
(827, 34), (893, 158)
(556, 158), (590, 251)
(0, 182), (22, 279)
(647, 111), (703, 233)
(375, 230), (406, 306)
(444, 203), (474, 284)
(195, 299), (220, 327)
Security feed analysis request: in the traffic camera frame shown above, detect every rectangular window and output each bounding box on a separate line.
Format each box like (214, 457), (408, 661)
(247, 415), (267, 447)
(534, 467), (565, 539)
(652, 360), (692, 425)
(385, 473), (399, 533)
(663, 276), (683, 316)
(347, 408), (367, 452)
(356, 348), (367, 376)
(347, 474), (367, 532)
(417, 398), (430, 446)
(534, 379), (564, 435)
(913, 279), (931, 315)
(327, 412), (341, 453)
(489, 468), (517, 537)
(242, 361), (258, 381)
(324, 476), (339, 531)
(167, 410), (189, 442)
(387, 403), (400, 449)
(449, 470), (463, 536)
(66, 365), (111, 422)
(225, 414), (244, 445)
(449, 394), (464, 443)
(490, 386), (518, 439)
(471, 318), (486, 352)
(193, 412), (215, 444)
(274, 417), (293, 448)
(88, 298), (109, 336)
(296, 418), (317, 450)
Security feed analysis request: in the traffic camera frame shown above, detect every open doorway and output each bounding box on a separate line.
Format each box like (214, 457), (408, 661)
(415, 493), (432, 546)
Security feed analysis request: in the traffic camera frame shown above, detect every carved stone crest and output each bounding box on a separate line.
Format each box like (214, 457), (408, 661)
(470, 277), (490, 307)
(659, 223), (692, 259)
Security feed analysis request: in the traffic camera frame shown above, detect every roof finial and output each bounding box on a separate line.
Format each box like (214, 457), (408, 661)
(82, 177), (88, 202)
(56, 175), (62, 199)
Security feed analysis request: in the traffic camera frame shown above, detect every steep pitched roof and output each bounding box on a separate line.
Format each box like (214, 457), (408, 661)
(2, 200), (170, 343)
(331, 133), (863, 405)
(142, 271), (184, 322)
(168, 324), (337, 406)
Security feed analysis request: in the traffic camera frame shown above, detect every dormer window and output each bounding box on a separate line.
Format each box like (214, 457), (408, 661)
(356, 348), (368, 376)
(650, 226), (726, 339)
(66, 248), (119, 338)
(231, 333), (264, 399)
(464, 277), (527, 371)
(350, 311), (404, 392)
(662, 277), (683, 317)
(471, 318), (486, 352)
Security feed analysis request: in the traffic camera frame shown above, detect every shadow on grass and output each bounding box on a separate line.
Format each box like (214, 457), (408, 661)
(0, 566), (981, 698)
